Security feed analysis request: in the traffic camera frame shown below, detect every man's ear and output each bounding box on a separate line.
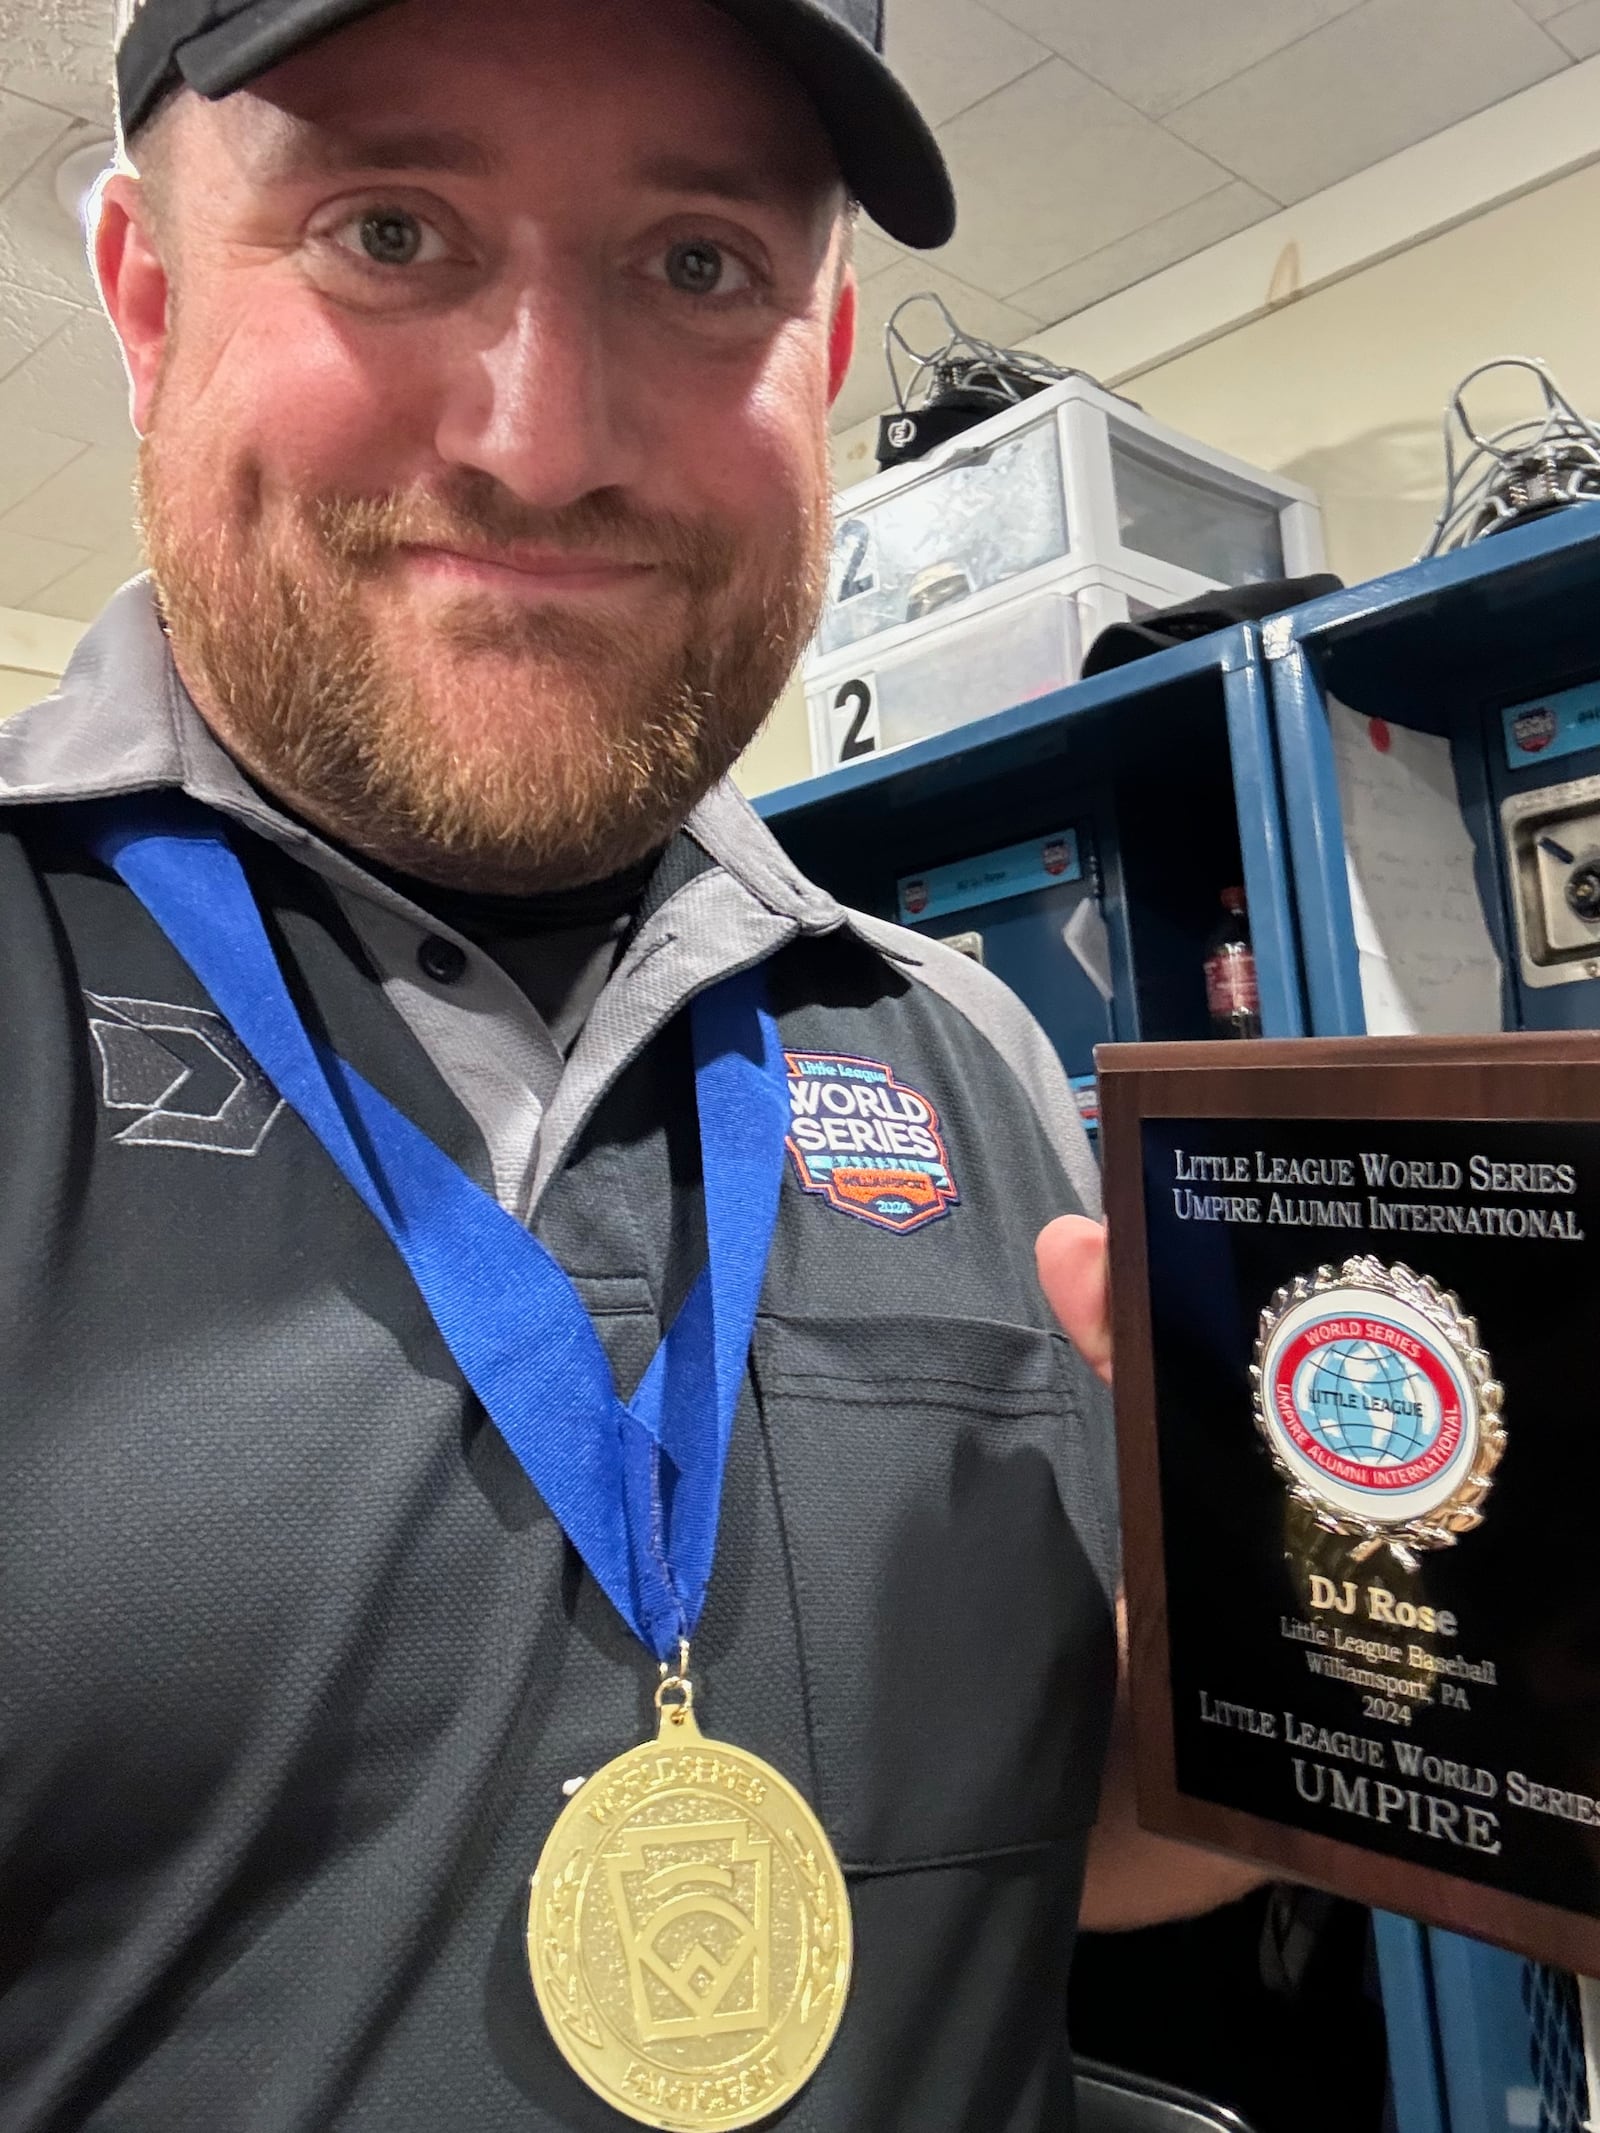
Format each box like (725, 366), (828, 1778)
(826, 268), (856, 408)
(95, 174), (171, 438)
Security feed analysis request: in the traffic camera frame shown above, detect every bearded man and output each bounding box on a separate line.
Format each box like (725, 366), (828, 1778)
(0, 2), (1255, 2127)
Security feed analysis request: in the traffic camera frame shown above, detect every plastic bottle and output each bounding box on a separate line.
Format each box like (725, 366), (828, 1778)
(1204, 886), (1261, 1039)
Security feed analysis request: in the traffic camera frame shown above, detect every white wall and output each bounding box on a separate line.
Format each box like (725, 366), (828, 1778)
(1105, 158), (1600, 590)
(730, 671), (810, 799)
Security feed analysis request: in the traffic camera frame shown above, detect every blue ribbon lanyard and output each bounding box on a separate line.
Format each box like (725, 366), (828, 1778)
(88, 797), (790, 1663)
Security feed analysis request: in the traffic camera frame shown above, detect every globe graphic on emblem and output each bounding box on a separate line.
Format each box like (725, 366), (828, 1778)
(1292, 1339), (1441, 1466)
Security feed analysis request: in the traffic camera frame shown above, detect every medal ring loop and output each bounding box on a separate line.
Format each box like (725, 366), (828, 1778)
(654, 1638), (694, 1720)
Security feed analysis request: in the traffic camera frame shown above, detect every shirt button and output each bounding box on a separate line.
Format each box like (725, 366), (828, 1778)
(417, 935), (468, 985)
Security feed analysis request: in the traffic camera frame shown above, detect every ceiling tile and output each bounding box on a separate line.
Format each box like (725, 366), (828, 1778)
(833, 258), (1041, 432)
(0, 525), (92, 607)
(0, 276), (80, 382)
(27, 543), (144, 625)
(979, 0), (1365, 119)
(1544, 0), (1600, 54)
(0, 203), (94, 307)
(0, 117), (106, 306)
(0, 0), (118, 125)
(0, 87), (76, 201)
(850, 222), (904, 281)
(1164, 0), (1568, 205)
(885, 0), (1050, 127)
(3, 439), (135, 547)
(0, 422), (87, 517)
(0, 70), (113, 126)
(1010, 178), (1275, 326)
(930, 59), (1234, 296)
(0, 308), (133, 449)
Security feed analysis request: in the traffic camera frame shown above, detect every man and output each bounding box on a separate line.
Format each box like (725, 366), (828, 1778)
(0, 2), (1253, 2126)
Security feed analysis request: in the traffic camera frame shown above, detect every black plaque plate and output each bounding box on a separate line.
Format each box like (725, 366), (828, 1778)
(1101, 1033), (1600, 1971)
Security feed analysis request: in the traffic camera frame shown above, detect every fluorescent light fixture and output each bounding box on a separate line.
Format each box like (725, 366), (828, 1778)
(54, 140), (116, 238)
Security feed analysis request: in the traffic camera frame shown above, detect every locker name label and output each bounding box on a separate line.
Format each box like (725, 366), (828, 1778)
(1502, 676), (1600, 771)
(896, 829), (1080, 925)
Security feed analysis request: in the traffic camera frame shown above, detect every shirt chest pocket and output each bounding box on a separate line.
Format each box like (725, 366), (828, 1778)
(750, 1312), (1118, 1872)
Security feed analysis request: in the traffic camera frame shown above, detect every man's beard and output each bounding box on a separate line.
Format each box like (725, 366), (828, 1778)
(137, 437), (828, 892)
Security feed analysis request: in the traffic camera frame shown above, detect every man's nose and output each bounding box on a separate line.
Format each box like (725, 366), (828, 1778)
(434, 278), (641, 508)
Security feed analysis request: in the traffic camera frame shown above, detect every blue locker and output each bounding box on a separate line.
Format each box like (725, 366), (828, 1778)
(1257, 503), (1600, 2133)
(1263, 503), (1600, 1039)
(758, 619), (1306, 1070)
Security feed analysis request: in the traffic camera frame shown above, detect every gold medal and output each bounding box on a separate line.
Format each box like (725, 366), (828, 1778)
(527, 1657), (852, 2130)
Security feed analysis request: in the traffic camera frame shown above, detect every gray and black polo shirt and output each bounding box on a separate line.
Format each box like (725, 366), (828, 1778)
(0, 581), (1117, 2133)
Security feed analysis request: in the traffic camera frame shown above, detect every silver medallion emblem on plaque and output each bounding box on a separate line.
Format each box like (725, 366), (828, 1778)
(1252, 1255), (1505, 1568)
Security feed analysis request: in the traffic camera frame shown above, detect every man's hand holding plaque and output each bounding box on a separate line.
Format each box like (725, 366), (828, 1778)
(1037, 1211), (1272, 1928)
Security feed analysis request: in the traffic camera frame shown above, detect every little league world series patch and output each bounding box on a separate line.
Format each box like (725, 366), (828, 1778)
(784, 1053), (959, 1233)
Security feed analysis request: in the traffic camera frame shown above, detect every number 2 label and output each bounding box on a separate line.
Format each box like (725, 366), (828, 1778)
(830, 676), (879, 764)
(833, 519), (877, 604)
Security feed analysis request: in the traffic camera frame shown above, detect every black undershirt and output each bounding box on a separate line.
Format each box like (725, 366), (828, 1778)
(233, 762), (671, 1051)
(367, 852), (662, 1054)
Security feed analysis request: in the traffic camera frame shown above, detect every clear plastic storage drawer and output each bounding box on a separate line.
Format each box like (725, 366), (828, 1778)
(816, 416), (1069, 657)
(1108, 423), (1286, 586)
(807, 586), (1081, 760)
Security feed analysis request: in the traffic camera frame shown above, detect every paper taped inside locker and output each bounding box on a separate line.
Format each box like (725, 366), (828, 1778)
(1329, 700), (1503, 1035)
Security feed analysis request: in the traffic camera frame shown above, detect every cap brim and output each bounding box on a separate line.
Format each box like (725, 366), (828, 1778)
(706, 0), (955, 248)
(135, 0), (955, 248)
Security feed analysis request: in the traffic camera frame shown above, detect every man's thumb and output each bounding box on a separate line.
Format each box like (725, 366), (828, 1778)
(1036, 1213), (1112, 1386)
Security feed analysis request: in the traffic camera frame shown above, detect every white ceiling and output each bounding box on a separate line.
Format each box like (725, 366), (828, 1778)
(0, 0), (1593, 623)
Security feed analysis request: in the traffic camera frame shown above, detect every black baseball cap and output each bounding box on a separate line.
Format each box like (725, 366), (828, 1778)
(115, 0), (956, 247)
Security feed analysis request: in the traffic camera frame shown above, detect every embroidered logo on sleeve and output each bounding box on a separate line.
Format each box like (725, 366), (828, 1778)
(784, 1053), (959, 1233)
(86, 994), (285, 1155)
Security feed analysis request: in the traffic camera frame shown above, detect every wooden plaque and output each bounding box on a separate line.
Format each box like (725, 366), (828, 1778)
(1100, 1033), (1600, 1973)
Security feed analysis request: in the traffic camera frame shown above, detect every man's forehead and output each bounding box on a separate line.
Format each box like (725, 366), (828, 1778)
(200, 0), (841, 206)
(226, 105), (829, 213)
(236, 115), (497, 182)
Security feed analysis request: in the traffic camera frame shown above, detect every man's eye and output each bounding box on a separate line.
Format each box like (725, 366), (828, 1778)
(660, 238), (752, 298)
(335, 208), (447, 268)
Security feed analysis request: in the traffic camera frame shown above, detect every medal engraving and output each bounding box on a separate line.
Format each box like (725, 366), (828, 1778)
(528, 1681), (851, 2130)
(1252, 1254), (1506, 1567)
